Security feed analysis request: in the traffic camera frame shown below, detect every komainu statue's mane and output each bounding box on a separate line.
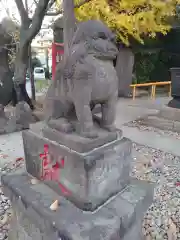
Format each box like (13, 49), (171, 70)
(54, 20), (116, 93)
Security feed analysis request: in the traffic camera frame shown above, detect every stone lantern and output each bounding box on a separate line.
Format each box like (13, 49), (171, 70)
(168, 67), (180, 108)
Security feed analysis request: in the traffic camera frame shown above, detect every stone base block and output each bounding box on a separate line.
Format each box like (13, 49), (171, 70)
(22, 122), (132, 211)
(2, 172), (154, 240)
(159, 105), (180, 121)
(168, 98), (180, 109)
(140, 106), (180, 133)
(141, 115), (174, 131)
(43, 123), (120, 153)
(0, 102), (36, 135)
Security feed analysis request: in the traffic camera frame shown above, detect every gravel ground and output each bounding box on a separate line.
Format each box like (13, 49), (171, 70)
(0, 156), (24, 239)
(132, 143), (180, 240)
(0, 143), (180, 239)
(127, 119), (180, 140)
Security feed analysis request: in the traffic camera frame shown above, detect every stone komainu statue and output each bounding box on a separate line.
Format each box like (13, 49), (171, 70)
(45, 20), (119, 138)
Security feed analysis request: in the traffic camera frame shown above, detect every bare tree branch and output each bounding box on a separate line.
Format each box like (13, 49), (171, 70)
(46, 10), (62, 16)
(33, 0), (55, 8)
(24, 0), (28, 11)
(1, 0), (11, 18)
(15, 0), (30, 24)
(33, 0), (38, 5)
(47, 0), (56, 9)
(46, 0), (92, 16)
(27, 0), (51, 41)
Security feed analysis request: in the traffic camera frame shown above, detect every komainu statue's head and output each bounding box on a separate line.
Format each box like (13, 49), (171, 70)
(71, 20), (118, 60)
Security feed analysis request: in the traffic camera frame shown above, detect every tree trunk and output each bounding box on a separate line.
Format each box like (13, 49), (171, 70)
(13, 40), (35, 110)
(13, 41), (29, 101)
(45, 48), (49, 69)
(0, 48), (14, 106)
(116, 48), (134, 97)
(62, 0), (76, 57)
(0, 24), (14, 106)
(28, 46), (36, 101)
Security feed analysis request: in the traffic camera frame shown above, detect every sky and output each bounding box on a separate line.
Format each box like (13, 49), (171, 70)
(0, 0), (19, 22)
(0, 0), (57, 25)
(0, 0), (60, 44)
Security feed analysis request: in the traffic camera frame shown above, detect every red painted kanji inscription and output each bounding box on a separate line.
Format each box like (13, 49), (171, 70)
(39, 144), (71, 195)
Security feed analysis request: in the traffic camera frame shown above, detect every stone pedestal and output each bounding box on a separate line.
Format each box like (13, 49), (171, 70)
(22, 122), (131, 211)
(2, 172), (154, 240)
(2, 122), (154, 239)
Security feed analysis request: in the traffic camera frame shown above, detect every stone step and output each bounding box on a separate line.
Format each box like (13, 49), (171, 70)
(22, 123), (132, 211)
(158, 106), (180, 122)
(140, 115), (180, 133)
(2, 172), (154, 240)
(122, 125), (180, 157)
(136, 106), (180, 134)
(140, 115), (175, 131)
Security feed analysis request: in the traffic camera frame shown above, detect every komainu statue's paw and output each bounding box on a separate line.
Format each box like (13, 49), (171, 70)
(48, 118), (74, 133)
(103, 124), (116, 132)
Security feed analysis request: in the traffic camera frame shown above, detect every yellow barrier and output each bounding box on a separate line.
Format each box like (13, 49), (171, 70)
(130, 81), (171, 100)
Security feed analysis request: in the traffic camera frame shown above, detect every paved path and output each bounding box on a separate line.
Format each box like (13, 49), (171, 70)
(122, 125), (180, 156)
(115, 96), (170, 127)
(114, 97), (180, 156)
(126, 97), (170, 110)
(0, 132), (24, 168)
(0, 81), (44, 167)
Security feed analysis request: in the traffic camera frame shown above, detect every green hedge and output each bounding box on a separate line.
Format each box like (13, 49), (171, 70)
(134, 50), (172, 84)
(132, 28), (180, 84)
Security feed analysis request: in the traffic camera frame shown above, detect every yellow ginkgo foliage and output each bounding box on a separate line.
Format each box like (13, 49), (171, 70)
(70, 0), (179, 45)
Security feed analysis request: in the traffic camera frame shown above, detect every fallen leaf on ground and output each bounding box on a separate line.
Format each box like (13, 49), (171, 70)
(6, 208), (13, 216)
(145, 235), (151, 240)
(15, 157), (24, 162)
(175, 182), (180, 187)
(0, 213), (9, 226)
(0, 154), (8, 159)
(135, 154), (151, 171)
(50, 200), (59, 211)
(167, 219), (177, 240)
(13, 157), (24, 168)
(31, 178), (39, 185)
